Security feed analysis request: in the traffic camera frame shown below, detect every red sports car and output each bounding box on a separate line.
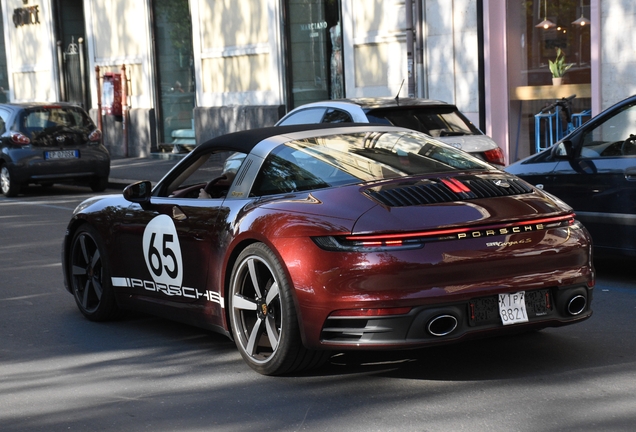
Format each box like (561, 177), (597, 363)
(62, 124), (594, 375)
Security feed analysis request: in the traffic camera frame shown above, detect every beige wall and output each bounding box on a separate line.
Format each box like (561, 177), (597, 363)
(89, 0), (146, 60)
(2, 0), (57, 101)
(600, 0), (636, 110)
(86, 0), (152, 110)
(344, 0), (407, 97)
(424, 0), (480, 118)
(193, 0), (280, 105)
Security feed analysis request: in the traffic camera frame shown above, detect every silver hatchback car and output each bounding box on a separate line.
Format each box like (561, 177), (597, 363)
(276, 98), (505, 167)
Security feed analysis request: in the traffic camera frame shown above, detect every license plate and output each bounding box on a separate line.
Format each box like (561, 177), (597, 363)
(45, 150), (79, 160)
(498, 291), (528, 325)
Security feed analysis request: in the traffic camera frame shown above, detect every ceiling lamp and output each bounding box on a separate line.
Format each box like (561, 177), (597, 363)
(572, 0), (591, 27)
(536, 0), (556, 29)
(572, 15), (590, 26)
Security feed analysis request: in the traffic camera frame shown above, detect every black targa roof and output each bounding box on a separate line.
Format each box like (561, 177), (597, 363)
(193, 123), (376, 156)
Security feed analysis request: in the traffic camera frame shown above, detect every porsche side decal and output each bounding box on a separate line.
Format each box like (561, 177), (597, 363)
(110, 277), (223, 307)
(109, 214), (225, 308)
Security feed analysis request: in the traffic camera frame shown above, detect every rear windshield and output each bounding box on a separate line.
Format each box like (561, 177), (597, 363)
(21, 107), (94, 138)
(252, 130), (493, 196)
(366, 106), (480, 137)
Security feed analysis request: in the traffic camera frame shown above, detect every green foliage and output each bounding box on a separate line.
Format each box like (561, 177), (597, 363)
(548, 48), (574, 78)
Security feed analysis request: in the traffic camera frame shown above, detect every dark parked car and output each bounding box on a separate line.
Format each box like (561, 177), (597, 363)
(276, 97), (506, 167)
(0, 102), (109, 197)
(506, 94), (636, 258)
(62, 124), (593, 375)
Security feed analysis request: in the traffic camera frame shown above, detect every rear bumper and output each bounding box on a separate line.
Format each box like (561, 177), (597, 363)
(277, 220), (594, 350)
(9, 147), (110, 185)
(317, 284), (592, 349)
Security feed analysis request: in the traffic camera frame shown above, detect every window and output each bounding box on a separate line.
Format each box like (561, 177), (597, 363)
(251, 131), (493, 196)
(283, 0), (343, 108)
(323, 108), (352, 123)
(278, 107), (327, 125)
(152, 0), (195, 149)
(163, 151), (246, 199)
(581, 104), (636, 157)
(506, 1), (591, 161)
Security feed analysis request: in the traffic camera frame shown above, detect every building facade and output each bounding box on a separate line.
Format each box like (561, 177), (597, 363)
(0, 0), (633, 163)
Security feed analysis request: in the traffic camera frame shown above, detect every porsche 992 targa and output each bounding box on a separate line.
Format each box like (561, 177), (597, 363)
(62, 124), (594, 375)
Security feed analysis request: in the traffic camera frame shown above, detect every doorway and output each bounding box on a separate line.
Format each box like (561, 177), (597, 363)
(53, 0), (89, 108)
(283, 0), (343, 109)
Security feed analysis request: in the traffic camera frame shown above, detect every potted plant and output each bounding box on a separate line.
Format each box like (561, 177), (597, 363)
(549, 48), (573, 86)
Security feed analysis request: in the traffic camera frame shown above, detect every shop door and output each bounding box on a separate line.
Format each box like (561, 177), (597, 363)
(151, 0), (196, 152)
(284, 0), (343, 109)
(53, 0), (89, 108)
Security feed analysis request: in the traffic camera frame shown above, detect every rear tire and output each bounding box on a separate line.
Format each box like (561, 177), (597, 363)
(69, 224), (121, 321)
(90, 176), (108, 192)
(229, 243), (329, 375)
(1, 164), (21, 197)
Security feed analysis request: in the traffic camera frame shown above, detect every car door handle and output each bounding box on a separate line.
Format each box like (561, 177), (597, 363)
(625, 167), (636, 181)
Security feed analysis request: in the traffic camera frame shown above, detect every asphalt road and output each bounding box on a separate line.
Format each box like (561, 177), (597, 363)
(1, 185), (635, 432)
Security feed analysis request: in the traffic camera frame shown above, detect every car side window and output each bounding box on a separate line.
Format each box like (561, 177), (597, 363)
(278, 107), (327, 125)
(0, 109), (8, 135)
(581, 104), (636, 157)
(322, 108), (353, 123)
(163, 151), (247, 199)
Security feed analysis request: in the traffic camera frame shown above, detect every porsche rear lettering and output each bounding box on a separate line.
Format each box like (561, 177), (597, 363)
(457, 223), (544, 239)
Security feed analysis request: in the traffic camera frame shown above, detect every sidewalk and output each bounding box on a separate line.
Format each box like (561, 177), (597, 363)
(108, 154), (184, 189)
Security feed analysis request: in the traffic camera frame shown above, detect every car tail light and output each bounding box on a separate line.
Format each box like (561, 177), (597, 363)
(330, 307), (412, 317)
(11, 132), (31, 145)
(313, 214), (575, 251)
(88, 129), (102, 142)
(483, 147), (505, 166)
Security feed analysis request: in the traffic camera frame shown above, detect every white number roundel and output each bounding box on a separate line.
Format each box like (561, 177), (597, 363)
(142, 215), (183, 288)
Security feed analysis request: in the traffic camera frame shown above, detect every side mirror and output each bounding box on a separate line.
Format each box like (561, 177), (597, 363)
(551, 140), (574, 160)
(123, 180), (152, 207)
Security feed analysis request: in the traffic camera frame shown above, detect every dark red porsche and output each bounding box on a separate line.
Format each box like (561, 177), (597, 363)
(62, 124), (594, 375)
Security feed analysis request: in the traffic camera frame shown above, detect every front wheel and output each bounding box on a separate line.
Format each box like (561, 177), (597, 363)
(229, 243), (329, 375)
(69, 224), (120, 321)
(1, 164), (21, 197)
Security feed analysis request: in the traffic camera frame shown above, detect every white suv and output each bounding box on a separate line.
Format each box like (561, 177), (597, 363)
(276, 98), (505, 167)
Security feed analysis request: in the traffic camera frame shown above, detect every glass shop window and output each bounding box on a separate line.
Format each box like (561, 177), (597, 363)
(506, 0), (591, 161)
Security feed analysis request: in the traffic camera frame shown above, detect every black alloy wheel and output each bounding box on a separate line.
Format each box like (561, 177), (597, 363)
(229, 243), (329, 375)
(69, 224), (120, 321)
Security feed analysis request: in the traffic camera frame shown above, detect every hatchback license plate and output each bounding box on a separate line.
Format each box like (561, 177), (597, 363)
(45, 150), (79, 159)
(498, 291), (528, 325)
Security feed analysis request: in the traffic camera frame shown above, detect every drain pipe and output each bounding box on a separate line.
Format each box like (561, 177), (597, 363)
(95, 66), (102, 132)
(56, 41), (66, 101)
(405, 0), (415, 97)
(415, 0), (428, 98)
(121, 64), (129, 158)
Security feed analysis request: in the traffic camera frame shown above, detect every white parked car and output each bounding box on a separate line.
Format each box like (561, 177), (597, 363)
(276, 98), (505, 167)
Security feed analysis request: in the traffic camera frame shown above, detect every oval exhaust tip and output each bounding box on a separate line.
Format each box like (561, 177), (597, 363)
(427, 314), (458, 337)
(567, 294), (587, 316)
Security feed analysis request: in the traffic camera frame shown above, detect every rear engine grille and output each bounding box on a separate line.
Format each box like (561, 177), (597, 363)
(364, 176), (533, 207)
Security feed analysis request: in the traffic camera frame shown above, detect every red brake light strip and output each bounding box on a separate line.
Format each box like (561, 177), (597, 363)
(345, 214), (575, 242)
